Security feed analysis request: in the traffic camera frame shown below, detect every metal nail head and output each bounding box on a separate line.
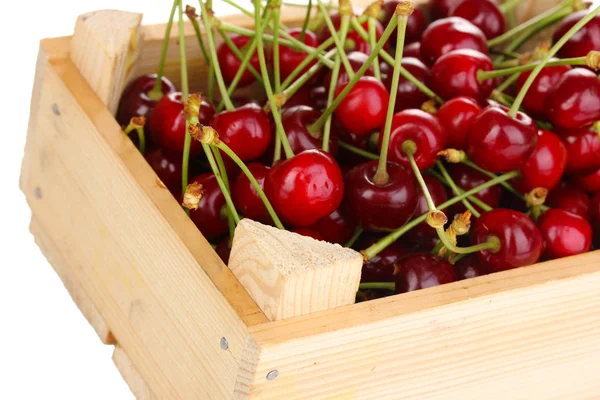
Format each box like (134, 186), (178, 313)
(266, 370), (279, 381)
(220, 337), (229, 350)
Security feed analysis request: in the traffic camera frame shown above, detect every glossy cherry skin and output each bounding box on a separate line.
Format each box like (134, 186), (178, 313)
(117, 74), (176, 127)
(430, 49), (496, 102)
(382, 109), (446, 170)
(345, 160), (418, 232)
(394, 253), (456, 294)
(216, 34), (260, 87)
(538, 209), (592, 260)
(591, 192), (600, 235)
(211, 103), (272, 162)
(310, 207), (357, 245)
(515, 63), (571, 119)
(450, 0), (505, 39)
(310, 86), (329, 110)
(515, 130), (567, 193)
(279, 28), (321, 82)
(384, 57), (431, 112)
(403, 42), (424, 62)
(547, 183), (591, 219)
(279, 105), (338, 155)
(449, 163), (501, 214)
(436, 96), (481, 150)
(360, 240), (408, 283)
(471, 209), (544, 272)
(149, 92), (215, 156)
(265, 149), (344, 227)
(545, 68), (600, 131)
(420, 17), (488, 65)
(145, 147), (182, 194)
(379, 1), (427, 44)
(466, 106), (538, 173)
(189, 173), (228, 239)
(324, 51), (374, 91)
(291, 228), (326, 241)
(232, 162), (271, 224)
(407, 175), (449, 239)
(336, 127), (371, 168)
(430, 0), (466, 20)
(334, 77), (390, 137)
(453, 255), (491, 280)
(553, 10), (600, 59)
(574, 167), (600, 193)
(561, 128), (600, 176)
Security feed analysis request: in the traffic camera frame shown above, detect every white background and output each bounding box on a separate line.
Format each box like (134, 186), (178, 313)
(0, 1), (236, 399)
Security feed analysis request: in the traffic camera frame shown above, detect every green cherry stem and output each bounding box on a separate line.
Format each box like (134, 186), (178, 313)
(279, 49), (337, 103)
(281, 36), (336, 89)
(148, 0), (178, 101)
(510, 5), (600, 118)
(495, 72), (520, 93)
(436, 162), (482, 217)
(436, 232), (500, 255)
(499, 0), (527, 14)
(177, 0), (193, 196)
(373, 4), (411, 185)
(272, 2), (283, 92)
(345, 227), (364, 248)
(319, 0), (355, 77)
(299, 0), (313, 42)
(362, 170), (520, 260)
(359, 282), (395, 291)
(428, 169), (491, 214)
(185, 6), (211, 65)
(218, 30), (264, 84)
(368, 17), (382, 80)
(478, 54), (595, 81)
(123, 116), (147, 155)
(338, 141), (380, 160)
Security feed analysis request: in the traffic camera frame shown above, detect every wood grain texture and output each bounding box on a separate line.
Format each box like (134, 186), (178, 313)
(113, 346), (155, 400)
(70, 10), (143, 115)
(229, 220), (363, 321)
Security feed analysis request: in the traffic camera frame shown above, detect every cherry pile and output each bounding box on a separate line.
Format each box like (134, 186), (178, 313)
(117, 0), (600, 301)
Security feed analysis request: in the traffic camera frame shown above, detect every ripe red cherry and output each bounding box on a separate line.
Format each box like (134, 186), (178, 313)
(336, 127), (370, 168)
(394, 253), (456, 293)
(553, 10), (600, 59)
(311, 86), (329, 110)
(310, 207), (357, 245)
(538, 209), (592, 260)
(291, 228), (326, 241)
(420, 17), (488, 64)
(216, 34), (260, 87)
(515, 63), (571, 119)
(189, 173), (228, 239)
(318, 12), (386, 53)
(233, 162), (270, 223)
(574, 167), (600, 193)
(403, 42), (424, 62)
(450, 0), (505, 39)
(215, 237), (232, 265)
(211, 103), (272, 162)
(407, 175), (448, 239)
(449, 163), (501, 214)
(345, 160), (418, 231)
(324, 51), (374, 91)
(279, 28), (321, 82)
(145, 147), (182, 194)
(430, 49), (496, 102)
(360, 240), (408, 283)
(283, 86), (314, 110)
(547, 183), (591, 219)
(471, 209), (543, 272)
(436, 96), (481, 150)
(334, 76), (390, 137)
(382, 109), (446, 170)
(264, 149), (344, 227)
(545, 68), (600, 130)
(117, 74), (176, 127)
(453, 255), (491, 280)
(466, 106), (538, 173)
(561, 128), (600, 176)
(149, 92), (214, 155)
(591, 191), (600, 232)
(279, 105), (338, 154)
(384, 57), (431, 111)
(430, 0), (466, 20)
(379, 1), (427, 44)
(515, 130), (567, 193)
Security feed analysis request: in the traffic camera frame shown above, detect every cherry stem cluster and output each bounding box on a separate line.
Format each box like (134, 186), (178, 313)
(148, 0), (178, 101)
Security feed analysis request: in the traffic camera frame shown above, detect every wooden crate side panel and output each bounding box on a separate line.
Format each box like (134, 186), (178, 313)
(113, 346), (156, 400)
(20, 47), (257, 399)
(248, 254), (600, 399)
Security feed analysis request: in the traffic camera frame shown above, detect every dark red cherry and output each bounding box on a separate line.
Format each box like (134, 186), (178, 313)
(436, 96), (481, 150)
(466, 106), (538, 173)
(561, 128), (600, 176)
(279, 105), (338, 155)
(345, 160), (418, 231)
(359, 239), (408, 283)
(211, 103), (272, 162)
(394, 253), (456, 293)
(450, 0), (505, 39)
(334, 76), (390, 137)
(189, 173), (228, 239)
(382, 109), (446, 170)
(149, 92), (214, 156)
(547, 183), (591, 219)
(545, 68), (600, 131)
(291, 228), (326, 241)
(279, 28), (321, 82)
(310, 207), (357, 245)
(449, 163), (501, 213)
(403, 42), (424, 62)
(515, 130), (567, 193)
(336, 127), (371, 168)
(145, 147), (182, 194)
(553, 10), (600, 59)
(117, 74), (176, 127)
(215, 237), (232, 265)
(232, 162), (270, 223)
(216, 34), (260, 87)
(318, 12), (386, 53)
(591, 192), (600, 233)
(283, 86), (314, 110)
(471, 209), (543, 272)
(420, 17), (488, 65)
(430, 49), (496, 102)
(538, 209), (592, 259)
(515, 63), (571, 119)
(324, 51), (374, 91)
(379, 1), (427, 44)
(407, 175), (448, 239)
(265, 149), (344, 227)
(453, 255), (491, 280)
(310, 86), (329, 111)
(574, 167), (600, 193)
(430, 0), (466, 20)
(384, 57), (431, 111)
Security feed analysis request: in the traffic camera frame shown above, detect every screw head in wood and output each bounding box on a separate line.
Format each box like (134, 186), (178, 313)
(51, 103), (60, 116)
(220, 337), (229, 350)
(34, 187), (43, 199)
(266, 370), (279, 381)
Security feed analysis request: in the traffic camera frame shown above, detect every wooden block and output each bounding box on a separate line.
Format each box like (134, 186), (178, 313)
(113, 346), (155, 400)
(70, 10), (143, 115)
(229, 219), (363, 321)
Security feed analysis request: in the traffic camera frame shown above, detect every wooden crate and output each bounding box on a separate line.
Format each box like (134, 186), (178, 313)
(20, 1), (600, 398)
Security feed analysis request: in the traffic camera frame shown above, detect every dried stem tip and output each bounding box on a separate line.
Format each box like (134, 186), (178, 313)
(195, 125), (220, 145)
(273, 92), (288, 109)
(182, 182), (203, 210)
(363, 0), (383, 19)
(421, 99), (438, 115)
(586, 50), (600, 70)
(525, 187), (548, 208)
(184, 93), (203, 122)
(451, 210), (472, 236)
(426, 210), (448, 229)
(339, 0), (354, 16)
(130, 116), (146, 128)
(185, 5), (198, 19)
(395, 0), (414, 16)
(437, 149), (466, 163)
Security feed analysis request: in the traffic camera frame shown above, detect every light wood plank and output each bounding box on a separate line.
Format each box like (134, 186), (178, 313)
(113, 346), (155, 400)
